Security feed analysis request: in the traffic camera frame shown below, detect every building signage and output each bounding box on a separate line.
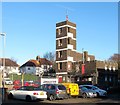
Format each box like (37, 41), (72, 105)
(41, 78), (58, 85)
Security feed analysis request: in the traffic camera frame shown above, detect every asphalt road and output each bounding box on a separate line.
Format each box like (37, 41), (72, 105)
(1, 94), (120, 105)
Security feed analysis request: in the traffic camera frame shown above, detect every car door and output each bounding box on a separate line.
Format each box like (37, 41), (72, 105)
(19, 87), (28, 100)
(13, 87), (25, 99)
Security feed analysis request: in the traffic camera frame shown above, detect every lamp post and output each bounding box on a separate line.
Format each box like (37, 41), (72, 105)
(0, 32), (6, 102)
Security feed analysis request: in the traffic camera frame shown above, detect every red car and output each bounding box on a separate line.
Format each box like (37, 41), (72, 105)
(13, 80), (40, 89)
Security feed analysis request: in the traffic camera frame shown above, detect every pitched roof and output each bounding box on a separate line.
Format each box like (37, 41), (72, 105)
(0, 58), (19, 67)
(40, 58), (53, 65)
(20, 58), (53, 68)
(20, 59), (41, 67)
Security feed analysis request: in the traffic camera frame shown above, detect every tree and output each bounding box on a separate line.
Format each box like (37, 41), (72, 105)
(108, 54), (120, 69)
(10, 57), (18, 63)
(43, 51), (55, 63)
(108, 54), (120, 62)
(43, 51), (56, 70)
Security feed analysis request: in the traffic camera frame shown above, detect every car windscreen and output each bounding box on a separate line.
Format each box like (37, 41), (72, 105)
(80, 87), (88, 91)
(58, 85), (66, 90)
(84, 86), (92, 89)
(92, 86), (98, 90)
(5, 80), (11, 81)
(35, 85), (44, 90)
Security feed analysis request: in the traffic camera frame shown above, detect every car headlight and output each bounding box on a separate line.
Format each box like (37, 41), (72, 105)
(88, 92), (93, 95)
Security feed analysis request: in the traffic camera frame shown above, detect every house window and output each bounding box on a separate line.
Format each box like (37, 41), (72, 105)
(58, 39), (62, 46)
(58, 51), (62, 58)
(58, 28), (62, 35)
(44, 65), (47, 69)
(68, 27), (70, 32)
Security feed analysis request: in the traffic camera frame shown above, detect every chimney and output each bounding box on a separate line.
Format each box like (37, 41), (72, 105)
(36, 55), (41, 63)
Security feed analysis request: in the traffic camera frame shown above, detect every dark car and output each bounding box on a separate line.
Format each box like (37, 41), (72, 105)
(41, 84), (68, 101)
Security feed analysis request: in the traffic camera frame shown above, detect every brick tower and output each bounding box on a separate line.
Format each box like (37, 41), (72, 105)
(56, 20), (76, 82)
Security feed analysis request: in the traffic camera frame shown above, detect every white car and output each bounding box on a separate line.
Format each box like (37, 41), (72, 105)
(80, 85), (107, 97)
(4, 78), (13, 85)
(8, 86), (47, 101)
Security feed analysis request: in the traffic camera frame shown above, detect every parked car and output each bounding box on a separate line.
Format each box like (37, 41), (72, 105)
(41, 84), (68, 101)
(80, 85), (107, 97)
(61, 83), (79, 98)
(4, 78), (13, 85)
(13, 84), (21, 90)
(13, 80), (38, 89)
(8, 86), (47, 101)
(79, 85), (97, 98)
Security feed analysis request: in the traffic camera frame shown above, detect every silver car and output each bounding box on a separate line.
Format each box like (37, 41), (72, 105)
(80, 85), (107, 97)
(42, 84), (68, 101)
(79, 86), (97, 98)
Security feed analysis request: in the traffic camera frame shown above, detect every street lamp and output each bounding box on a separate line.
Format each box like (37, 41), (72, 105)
(0, 32), (6, 102)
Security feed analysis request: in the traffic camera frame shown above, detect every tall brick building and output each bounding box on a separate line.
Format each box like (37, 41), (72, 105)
(55, 20), (118, 88)
(56, 20), (95, 82)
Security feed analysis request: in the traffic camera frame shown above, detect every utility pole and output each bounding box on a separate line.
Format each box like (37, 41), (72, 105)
(0, 32), (6, 102)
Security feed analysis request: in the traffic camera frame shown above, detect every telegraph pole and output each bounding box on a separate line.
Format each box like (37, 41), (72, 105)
(0, 32), (6, 102)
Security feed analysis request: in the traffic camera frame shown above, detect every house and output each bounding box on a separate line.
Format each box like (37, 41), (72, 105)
(0, 58), (19, 75)
(40, 58), (53, 72)
(20, 56), (53, 75)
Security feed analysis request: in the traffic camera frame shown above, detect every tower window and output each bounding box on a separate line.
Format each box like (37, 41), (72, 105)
(68, 38), (70, 44)
(68, 27), (70, 32)
(58, 39), (62, 46)
(58, 28), (62, 35)
(58, 62), (62, 70)
(58, 51), (62, 58)
(60, 63), (62, 69)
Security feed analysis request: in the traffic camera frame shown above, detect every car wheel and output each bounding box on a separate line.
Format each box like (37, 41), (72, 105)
(49, 94), (55, 101)
(68, 94), (71, 98)
(96, 92), (100, 97)
(26, 95), (32, 102)
(8, 93), (13, 99)
(82, 93), (87, 98)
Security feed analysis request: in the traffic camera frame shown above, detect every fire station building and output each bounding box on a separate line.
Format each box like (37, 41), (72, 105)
(55, 20), (118, 88)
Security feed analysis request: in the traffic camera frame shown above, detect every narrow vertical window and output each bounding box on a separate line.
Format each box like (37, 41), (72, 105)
(68, 38), (70, 44)
(58, 51), (62, 58)
(58, 63), (60, 69)
(58, 28), (62, 35)
(60, 62), (62, 69)
(58, 39), (62, 46)
(68, 27), (70, 32)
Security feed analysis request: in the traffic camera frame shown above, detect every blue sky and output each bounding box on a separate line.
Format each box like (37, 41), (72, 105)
(0, 2), (118, 65)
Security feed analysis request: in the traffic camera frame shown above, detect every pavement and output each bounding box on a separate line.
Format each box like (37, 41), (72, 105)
(0, 95), (2, 105)
(0, 92), (120, 105)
